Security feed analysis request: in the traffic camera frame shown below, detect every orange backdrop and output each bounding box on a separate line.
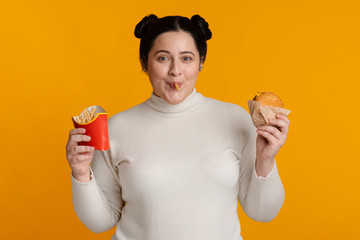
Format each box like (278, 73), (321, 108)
(1, 0), (359, 239)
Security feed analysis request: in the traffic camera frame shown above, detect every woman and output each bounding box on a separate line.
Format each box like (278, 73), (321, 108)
(66, 14), (289, 240)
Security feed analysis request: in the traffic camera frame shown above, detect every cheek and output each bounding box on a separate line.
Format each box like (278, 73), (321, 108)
(149, 63), (168, 78)
(185, 65), (199, 78)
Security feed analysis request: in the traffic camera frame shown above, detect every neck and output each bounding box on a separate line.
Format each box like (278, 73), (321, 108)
(145, 88), (204, 114)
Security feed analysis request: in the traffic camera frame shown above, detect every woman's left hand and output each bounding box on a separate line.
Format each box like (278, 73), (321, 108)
(255, 113), (290, 176)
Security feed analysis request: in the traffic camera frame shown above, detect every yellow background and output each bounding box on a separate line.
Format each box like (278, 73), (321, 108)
(1, 0), (359, 239)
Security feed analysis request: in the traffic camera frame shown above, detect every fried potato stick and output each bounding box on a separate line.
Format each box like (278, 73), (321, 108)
(75, 107), (99, 124)
(80, 114), (85, 124)
(90, 107), (96, 120)
(175, 83), (180, 90)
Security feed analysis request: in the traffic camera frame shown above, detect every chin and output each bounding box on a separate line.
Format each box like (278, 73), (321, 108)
(164, 93), (185, 105)
(166, 97), (184, 105)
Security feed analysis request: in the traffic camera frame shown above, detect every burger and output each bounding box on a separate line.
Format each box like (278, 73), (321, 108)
(248, 91), (290, 127)
(252, 92), (284, 108)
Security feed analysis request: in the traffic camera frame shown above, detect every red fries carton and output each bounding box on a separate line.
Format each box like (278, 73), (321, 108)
(72, 105), (110, 151)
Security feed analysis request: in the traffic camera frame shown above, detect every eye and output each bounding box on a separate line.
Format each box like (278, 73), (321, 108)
(158, 56), (169, 61)
(183, 56), (192, 61)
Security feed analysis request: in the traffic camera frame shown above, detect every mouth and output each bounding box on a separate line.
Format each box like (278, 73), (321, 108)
(168, 82), (182, 90)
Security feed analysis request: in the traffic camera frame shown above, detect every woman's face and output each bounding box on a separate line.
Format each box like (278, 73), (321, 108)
(145, 31), (202, 105)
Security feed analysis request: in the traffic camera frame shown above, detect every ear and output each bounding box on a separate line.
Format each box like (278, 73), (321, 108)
(199, 62), (204, 72)
(140, 60), (145, 69)
(199, 56), (205, 71)
(140, 60), (148, 75)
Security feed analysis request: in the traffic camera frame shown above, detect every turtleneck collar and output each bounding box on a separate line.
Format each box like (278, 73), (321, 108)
(145, 88), (204, 114)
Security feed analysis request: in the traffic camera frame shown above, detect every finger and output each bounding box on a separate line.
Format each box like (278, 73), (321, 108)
(66, 134), (79, 151)
(268, 118), (289, 134)
(276, 113), (290, 125)
(75, 151), (94, 161)
(256, 129), (279, 145)
(70, 134), (91, 143)
(66, 141), (76, 152)
(75, 145), (95, 154)
(69, 128), (86, 137)
(257, 125), (282, 141)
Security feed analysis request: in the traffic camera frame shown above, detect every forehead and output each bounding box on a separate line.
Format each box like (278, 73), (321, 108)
(151, 31), (198, 53)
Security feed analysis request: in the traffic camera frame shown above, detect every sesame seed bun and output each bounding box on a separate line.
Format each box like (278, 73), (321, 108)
(253, 92), (284, 108)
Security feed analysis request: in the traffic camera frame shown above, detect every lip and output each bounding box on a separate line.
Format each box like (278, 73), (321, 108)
(167, 81), (182, 88)
(167, 81), (182, 84)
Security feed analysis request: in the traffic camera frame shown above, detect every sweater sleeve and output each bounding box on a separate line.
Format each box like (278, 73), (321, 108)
(71, 150), (124, 233)
(237, 118), (285, 222)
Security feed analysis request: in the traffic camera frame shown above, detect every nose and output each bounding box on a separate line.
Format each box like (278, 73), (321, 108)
(168, 60), (181, 77)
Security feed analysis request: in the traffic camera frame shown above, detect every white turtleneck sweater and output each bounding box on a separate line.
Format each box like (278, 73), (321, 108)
(71, 89), (285, 240)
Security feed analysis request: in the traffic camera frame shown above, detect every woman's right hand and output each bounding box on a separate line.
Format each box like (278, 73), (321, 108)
(66, 128), (95, 182)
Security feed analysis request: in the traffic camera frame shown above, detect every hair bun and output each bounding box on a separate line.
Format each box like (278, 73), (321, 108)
(190, 15), (212, 41)
(134, 14), (158, 39)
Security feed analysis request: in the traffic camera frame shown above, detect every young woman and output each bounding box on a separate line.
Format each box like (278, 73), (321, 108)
(66, 14), (289, 240)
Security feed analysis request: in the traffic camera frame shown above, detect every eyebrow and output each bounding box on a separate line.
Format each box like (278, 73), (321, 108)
(154, 50), (195, 56)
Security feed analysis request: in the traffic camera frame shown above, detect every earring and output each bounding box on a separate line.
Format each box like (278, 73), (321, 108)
(143, 67), (147, 71)
(199, 67), (203, 71)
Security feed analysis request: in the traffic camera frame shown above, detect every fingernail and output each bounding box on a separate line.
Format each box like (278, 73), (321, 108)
(87, 136), (91, 140)
(90, 146), (95, 150)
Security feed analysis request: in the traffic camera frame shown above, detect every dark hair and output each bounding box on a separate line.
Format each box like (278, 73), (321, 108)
(134, 14), (212, 66)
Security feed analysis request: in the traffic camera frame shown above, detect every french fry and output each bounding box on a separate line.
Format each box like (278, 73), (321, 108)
(175, 83), (180, 90)
(83, 111), (87, 122)
(85, 108), (91, 121)
(90, 107), (96, 120)
(74, 106), (100, 124)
